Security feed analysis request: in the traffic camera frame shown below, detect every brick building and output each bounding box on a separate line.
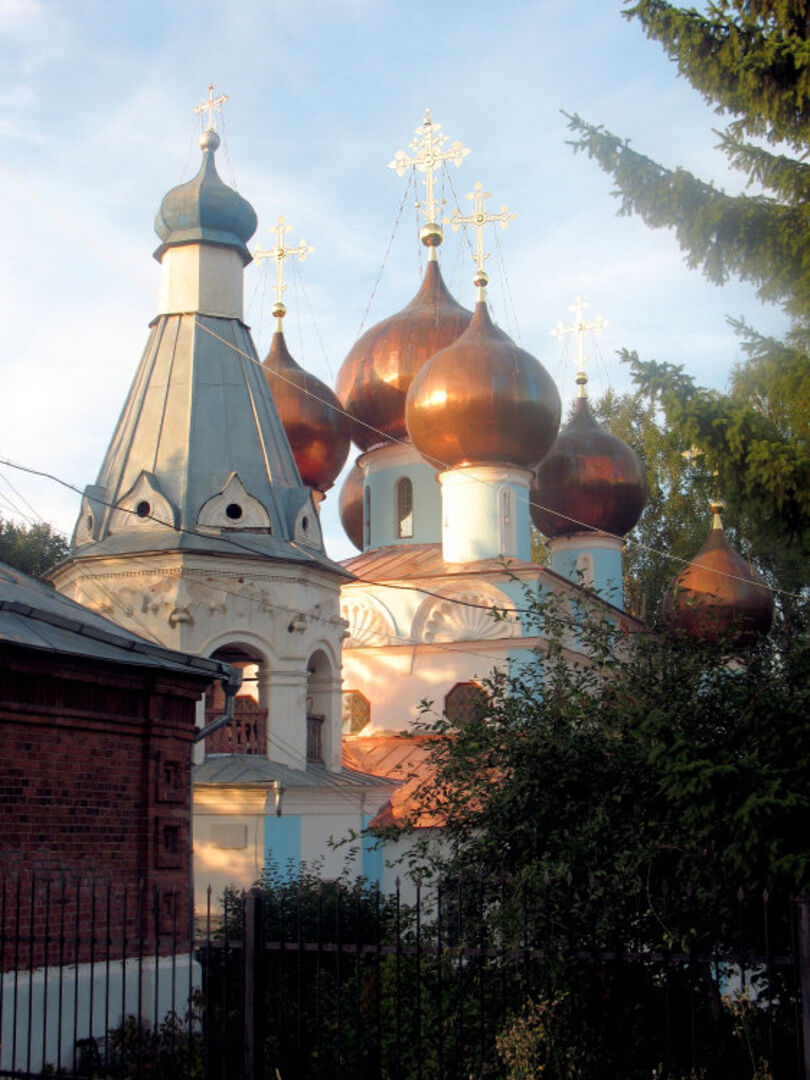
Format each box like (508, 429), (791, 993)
(0, 560), (235, 963)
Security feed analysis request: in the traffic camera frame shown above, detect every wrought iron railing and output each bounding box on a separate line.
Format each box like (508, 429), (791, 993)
(306, 714), (323, 763)
(204, 700), (267, 755)
(0, 873), (807, 1079)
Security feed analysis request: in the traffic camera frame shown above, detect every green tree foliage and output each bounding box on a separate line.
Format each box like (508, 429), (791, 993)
(0, 517), (68, 577)
(395, 592), (810, 1075)
(590, 386), (714, 623)
(565, 2), (810, 598)
(620, 341), (810, 599)
(410, 592), (810, 896)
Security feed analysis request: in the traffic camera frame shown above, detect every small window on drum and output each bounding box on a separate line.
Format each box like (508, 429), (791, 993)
(364, 486), (371, 548)
(576, 553), (595, 589)
(397, 477), (414, 539)
(498, 486), (515, 554)
(444, 681), (489, 727)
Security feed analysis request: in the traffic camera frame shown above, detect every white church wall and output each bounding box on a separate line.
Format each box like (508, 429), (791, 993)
(193, 786), (266, 909)
(341, 642), (511, 733)
(0, 954), (198, 1076)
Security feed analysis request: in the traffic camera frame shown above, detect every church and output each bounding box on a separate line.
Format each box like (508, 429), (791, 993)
(50, 92), (773, 905)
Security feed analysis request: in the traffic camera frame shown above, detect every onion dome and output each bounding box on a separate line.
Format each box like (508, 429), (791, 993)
(663, 500), (774, 645)
(405, 301), (561, 470)
(262, 329), (351, 494)
(339, 461), (364, 551)
(531, 395), (647, 538)
(336, 260), (472, 451)
(154, 130), (258, 264)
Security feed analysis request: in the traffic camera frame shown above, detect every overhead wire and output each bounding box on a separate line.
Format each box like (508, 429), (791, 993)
(0, 491), (36, 525)
(0, 455), (588, 618)
(0, 472), (47, 524)
(188, 318), (786, 600)
(0, 145), (793, 602)
(355, 169), (415, 342)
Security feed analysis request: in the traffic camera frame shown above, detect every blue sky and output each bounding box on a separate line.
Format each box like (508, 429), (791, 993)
(0, 0), (790, 560)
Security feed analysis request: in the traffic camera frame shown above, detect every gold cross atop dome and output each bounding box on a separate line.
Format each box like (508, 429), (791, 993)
(551, 296), (608, 396)
(389, 109), (469, 252)
(253, 216), (314, 323)
(448, 181), (516, 296)
(194, 83), (229, 131)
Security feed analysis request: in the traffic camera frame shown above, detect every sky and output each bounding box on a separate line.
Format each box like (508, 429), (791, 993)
(0, 0), (791, 562)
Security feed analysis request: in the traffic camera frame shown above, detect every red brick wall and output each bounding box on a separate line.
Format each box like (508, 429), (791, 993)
(0, 647), (210, 967)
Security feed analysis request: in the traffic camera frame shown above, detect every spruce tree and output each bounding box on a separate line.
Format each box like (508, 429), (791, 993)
(566, 1), (810, 595)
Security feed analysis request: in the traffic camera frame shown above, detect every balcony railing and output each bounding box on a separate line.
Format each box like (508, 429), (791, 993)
(205, 698), (267, 756)
(306, 715), (324, 763)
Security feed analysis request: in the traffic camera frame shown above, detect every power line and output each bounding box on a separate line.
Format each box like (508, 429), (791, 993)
(0, 152), (790, 601)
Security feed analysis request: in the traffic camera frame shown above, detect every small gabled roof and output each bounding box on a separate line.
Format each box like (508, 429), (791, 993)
(0, 561), (232, 682)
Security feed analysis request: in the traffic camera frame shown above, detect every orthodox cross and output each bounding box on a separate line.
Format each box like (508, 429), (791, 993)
(551, 296), (608, 395)
(388, 109), (470, 231)
(253, 216), (314, 320)
(194, 83), (229, 131)
(448, 181), (516, 293)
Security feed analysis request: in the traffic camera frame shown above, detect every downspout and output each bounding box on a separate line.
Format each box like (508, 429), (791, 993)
(194, 668), (243, 743)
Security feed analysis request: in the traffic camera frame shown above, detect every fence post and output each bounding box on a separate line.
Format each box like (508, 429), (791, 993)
(795, 895), (810, 1080)
(243, 886), (265, 1080)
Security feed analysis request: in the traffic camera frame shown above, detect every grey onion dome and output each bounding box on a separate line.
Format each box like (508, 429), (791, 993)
(153, 130), (258, 265)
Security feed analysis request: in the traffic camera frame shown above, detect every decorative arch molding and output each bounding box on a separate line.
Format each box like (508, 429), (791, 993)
(108, 471), (176, 534)
(197, 473), (272, 532)
(340, 594), (397, 648)
(198, 629), (276, 670)
(412, 583), (519, 644)
(305, 638), (341, 675)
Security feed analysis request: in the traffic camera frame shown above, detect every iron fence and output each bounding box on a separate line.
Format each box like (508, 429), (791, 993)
(0, 872), (807, 1079)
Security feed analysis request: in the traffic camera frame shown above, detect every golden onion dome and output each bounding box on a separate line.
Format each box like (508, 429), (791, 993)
(262, 330), (350, 494)
(405, 301), (562, 470)
(662, 501), (774, 645)
(531, 396), (647, 538)
(338, 460), (364, 552)
(335, 260), (472, 452)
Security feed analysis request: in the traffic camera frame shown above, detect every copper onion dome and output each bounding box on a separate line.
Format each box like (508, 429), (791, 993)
(531, 395), (647, 538)
(262, 330), (351, 493)
(405, 301), (562, 470)
(338, 460), (364, 551)
(662, 501), (774, 645)
(335, 260), (472, 451)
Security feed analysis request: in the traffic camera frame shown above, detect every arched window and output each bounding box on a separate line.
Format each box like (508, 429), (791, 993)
(397, 477), (414, 538)
(342, 689), (371, 734)
(444, 681), (489, 727)
(306, 649), (334, 764)
(498, 486), (515, 554)
(364, 485), (371, 548)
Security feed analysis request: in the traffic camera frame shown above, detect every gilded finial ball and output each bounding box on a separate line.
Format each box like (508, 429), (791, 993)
(272, 302), (287, 319)
(419, 223), (443, 247)
(473, 269), (489, 289)
(710, 498), (726, 517)
(199, 129), (221, 152)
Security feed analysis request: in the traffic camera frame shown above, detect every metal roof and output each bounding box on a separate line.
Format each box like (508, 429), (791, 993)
(340, 542), (647, 625)
(193, 754), (393, 789)
(0, 561), (232, 682)
(69, 312), (347, 579)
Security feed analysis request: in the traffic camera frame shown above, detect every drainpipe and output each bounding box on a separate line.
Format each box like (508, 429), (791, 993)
(194, 668), (243, 743)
